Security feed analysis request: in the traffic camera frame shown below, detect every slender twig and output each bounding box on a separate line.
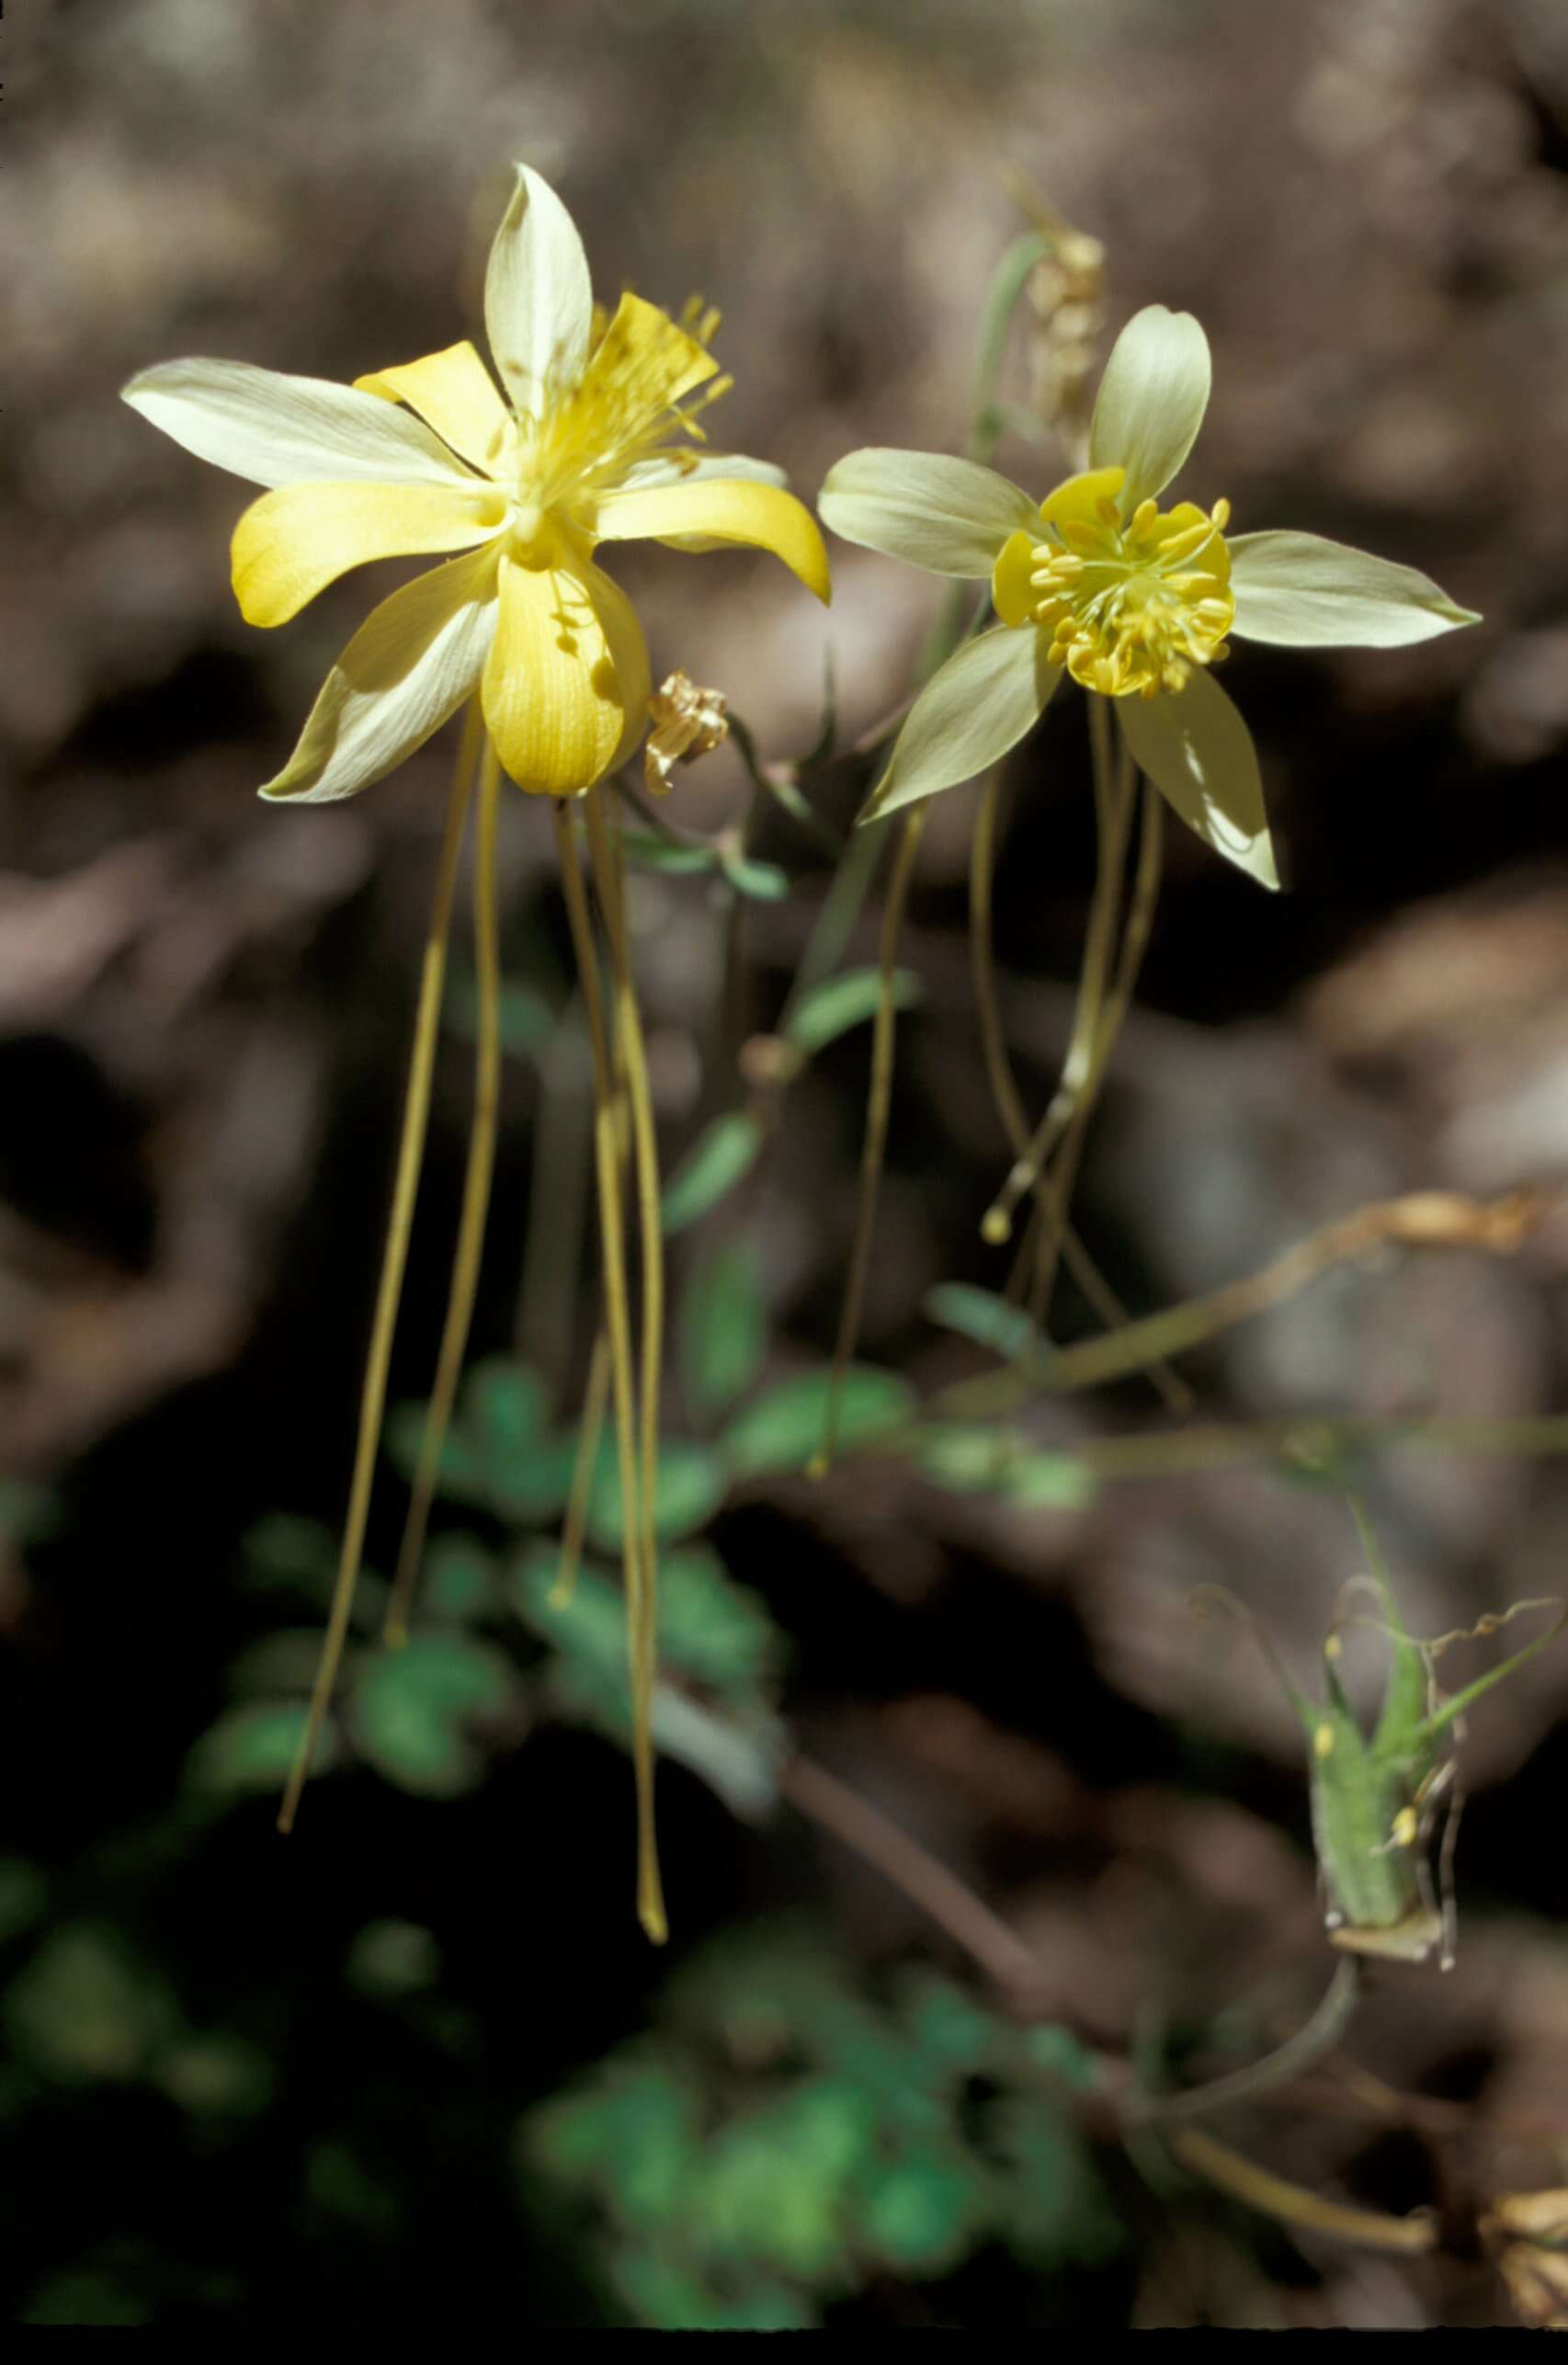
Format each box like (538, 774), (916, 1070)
(278, 699), (481, 1833)
(1128, 1960), (1361, 2129)
(935, 1187), (1543, 1423)
(1161, 2126), (1438, 2255)
(780, 1753), (1051, 2000)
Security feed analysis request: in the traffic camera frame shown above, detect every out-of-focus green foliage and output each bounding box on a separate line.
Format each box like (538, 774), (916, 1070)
(521, 1921), (1121, 2328)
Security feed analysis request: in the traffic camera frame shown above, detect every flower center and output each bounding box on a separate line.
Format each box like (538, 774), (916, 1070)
(1030, 493), (1235, 697)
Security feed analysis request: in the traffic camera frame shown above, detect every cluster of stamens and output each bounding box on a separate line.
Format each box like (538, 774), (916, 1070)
(503, 294), (734, 563)
(1028, 490), (1235, 698)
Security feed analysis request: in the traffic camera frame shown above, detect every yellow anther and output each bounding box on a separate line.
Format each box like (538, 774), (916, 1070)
(1095, 494), (1120, 525)
(1154, 518), (1213, 566)
(1130, 496), (1159, 539)
(1390, 1806), (1419, 1848)
(1313, 1723), (1335, 1759)
(1210, 496), (1231, 530)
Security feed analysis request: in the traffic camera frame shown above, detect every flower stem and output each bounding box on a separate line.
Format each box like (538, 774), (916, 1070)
(278, 698), (482, 1834)
(555, 797), (666, 1944)
(384, 736), (504, 1648)
(584, 785), (668, 1943)
(969, 767), (1188, 1411)
(812, 803), (926, 1474)
(552, 1326), (610, 1610)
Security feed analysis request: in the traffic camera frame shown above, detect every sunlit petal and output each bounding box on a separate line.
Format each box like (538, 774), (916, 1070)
(1117, 669), (1278, 889)
(1088, 306), (1210, 512)
(483, 164), (594, 420)
(355, 342), (512, 474)
(862, 626), (1060, 822)
(232, 480), (508, 626)
(819, 448), (1038, 578)
(258, 542), (501, 803)
(121, 358), (478, 490)
(482, 552), (645, 795)
(1228, 530), (1481, 647)
(596, 476), (830, 603)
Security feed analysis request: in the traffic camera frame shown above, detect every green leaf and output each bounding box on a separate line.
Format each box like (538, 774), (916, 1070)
(186, 1702), (340, 1797)
(526, 2060), (699, 2234)
(693, 2078), (875, 2280)
(657, 1545), (782, 1705)
(352, 1632), (516, 1797)
(722, 1366), (915, 1474)
(660, 1112), (763, 1234)
(420, 1535), (500, 1622)
(585, 1439), (727, 1550)
(345, 1918), (441, 1997)
(680, 1239), (767, 1424)
(153, 2034), (275, 2120)
(447, 973), (555, 1056)
(719, 850), (790, 901)
(990, 2094), (1122, 2268)
(618, 830), (717, 878)
(0, 1860), (48, 1946)
(855, 2140), (992, 2272)
(4, 1925), (180, 2086)
(388, 1359), (572, 1522)
(784, 966), (923, 1057)
(924, 1280), (1040, 1364)
(897, 1972), (998, 2078)
(916, 1423), (1095, 1509)
(1019, 2023), (1102, 2091)
(511, 1549), (786, 1813)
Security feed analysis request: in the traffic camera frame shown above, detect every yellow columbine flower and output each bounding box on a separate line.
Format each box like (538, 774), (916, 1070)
(819, 304), (1477, 886)
(122, 164), (829, 803)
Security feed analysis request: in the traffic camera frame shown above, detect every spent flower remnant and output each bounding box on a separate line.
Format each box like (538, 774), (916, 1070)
(123, 165), (828, 805)
(820, 305), (1478, 885)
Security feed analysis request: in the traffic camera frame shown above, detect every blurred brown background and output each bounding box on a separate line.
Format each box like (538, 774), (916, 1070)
(5, 0), (1568, 2331)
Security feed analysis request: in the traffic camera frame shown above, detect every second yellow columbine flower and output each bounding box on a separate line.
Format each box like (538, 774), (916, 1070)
(124, 164), (829, 805)
(819, 304), (1477, 886)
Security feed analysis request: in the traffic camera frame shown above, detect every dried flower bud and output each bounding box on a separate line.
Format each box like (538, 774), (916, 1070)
(643, 670), (730, 797)
(1482, 2190), (1568, 2328)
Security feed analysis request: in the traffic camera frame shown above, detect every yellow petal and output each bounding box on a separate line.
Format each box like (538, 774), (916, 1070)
(1038, 465), (1127, 533)
(562, 291), (716, 458)
(482, 551), (649, 796)
(258, 541), (501, 804)
(232, 481), (508, 627)
(595, 478), (830, 604)
(991, 528), (1039, 627)
(354, 342), (510, 473)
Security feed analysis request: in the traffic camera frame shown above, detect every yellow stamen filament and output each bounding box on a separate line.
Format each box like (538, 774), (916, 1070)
(278, 698), (483, 1833)
(384, 737), (504, 1648)
(813, 805), (927, 1476)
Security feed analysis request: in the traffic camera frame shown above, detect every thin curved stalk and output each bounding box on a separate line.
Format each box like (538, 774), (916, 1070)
(969, 768), (1188, 1411)
(554, 799), (666, 1944)
(384, 737), (504, 1646)
(584, 786), (668, 1944)
(278, 699), (482, 1833)
(813, 803), (926, 1474)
